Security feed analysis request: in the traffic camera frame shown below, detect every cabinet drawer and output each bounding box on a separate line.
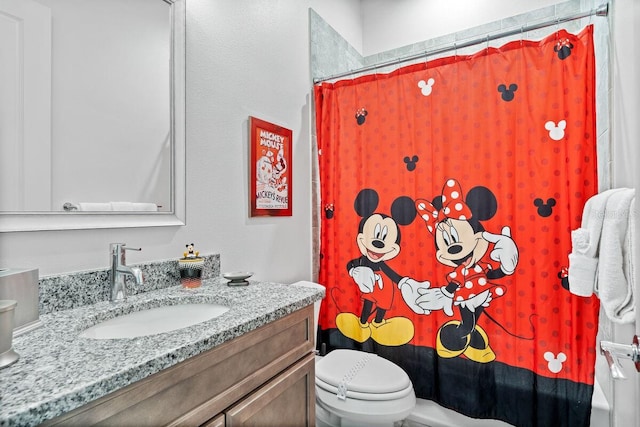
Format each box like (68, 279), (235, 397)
(44, 305), (314, 426)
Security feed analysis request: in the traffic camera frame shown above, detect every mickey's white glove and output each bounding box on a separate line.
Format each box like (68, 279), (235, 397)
(398, 277), (432, 314)
(416, 286), (455, 317)
(483, 226), (519, 275)
(399, 278), (454, 316)
(455, 290), (492, 312)
(349, 267), (382, 293)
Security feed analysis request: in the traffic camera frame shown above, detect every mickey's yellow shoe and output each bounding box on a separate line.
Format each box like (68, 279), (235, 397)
(462, 325), (496, 363)
(436, 320), (470, 358)
(336, 312), (371, 343)
(369, 317), (414, 346)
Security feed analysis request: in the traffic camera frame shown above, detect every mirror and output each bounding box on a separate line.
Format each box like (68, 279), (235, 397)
(0, 0), (185, 232)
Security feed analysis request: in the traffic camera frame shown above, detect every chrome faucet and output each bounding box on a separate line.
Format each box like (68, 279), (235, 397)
(109, 243), (143, 302)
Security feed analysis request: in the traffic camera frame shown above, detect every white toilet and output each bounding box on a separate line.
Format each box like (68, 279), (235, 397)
(293, 281), (416, 427)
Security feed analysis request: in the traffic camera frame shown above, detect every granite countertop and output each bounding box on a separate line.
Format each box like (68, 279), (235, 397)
(0, 278), (324, 426)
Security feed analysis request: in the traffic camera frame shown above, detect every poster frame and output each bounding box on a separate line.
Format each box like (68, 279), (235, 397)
(249, 116), (293, 217)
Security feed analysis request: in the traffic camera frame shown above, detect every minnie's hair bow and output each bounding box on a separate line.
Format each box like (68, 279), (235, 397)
(415, 179), (472, 234)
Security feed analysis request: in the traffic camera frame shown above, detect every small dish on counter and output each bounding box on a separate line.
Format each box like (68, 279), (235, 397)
(223, 271), (253, 286)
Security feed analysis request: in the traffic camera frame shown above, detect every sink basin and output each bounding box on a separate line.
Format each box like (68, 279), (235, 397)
(80, 303), (229, 339)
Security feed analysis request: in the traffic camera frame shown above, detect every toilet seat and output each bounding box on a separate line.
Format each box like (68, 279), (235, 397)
(315, 349), (413, 399)
(315, 349), (416, 426)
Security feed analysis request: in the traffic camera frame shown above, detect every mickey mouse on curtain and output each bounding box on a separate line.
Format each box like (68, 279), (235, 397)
(337, 189), (418, 347)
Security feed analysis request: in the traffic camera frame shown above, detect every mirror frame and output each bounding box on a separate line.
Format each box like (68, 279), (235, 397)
(0, 0), (186, 232)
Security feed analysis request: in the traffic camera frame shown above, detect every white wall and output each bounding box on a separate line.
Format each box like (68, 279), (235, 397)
(611, 0), (639, 189)
(361, 0), (562, 55)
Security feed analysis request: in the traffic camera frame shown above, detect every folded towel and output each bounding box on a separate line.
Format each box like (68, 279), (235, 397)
(110, 202), (158, 212)
(568, 189), (625, 296)
(77, 202), (112, 211)
(597, 189), (635, 323)
(567, 253), (599, 297)
(568, 229), (597, 296)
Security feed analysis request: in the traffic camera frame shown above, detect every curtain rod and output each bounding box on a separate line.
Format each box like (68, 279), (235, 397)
(313, 3), (609, 84)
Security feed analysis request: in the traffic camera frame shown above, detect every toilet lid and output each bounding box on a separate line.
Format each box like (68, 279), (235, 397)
(315, 349), (412, 397)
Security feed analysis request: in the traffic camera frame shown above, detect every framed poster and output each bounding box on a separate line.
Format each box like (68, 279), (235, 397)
(249, 116), (292, 217)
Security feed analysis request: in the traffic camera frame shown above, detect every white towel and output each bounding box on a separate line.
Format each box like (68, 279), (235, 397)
(110, 202), (158, 212)
(77, 202), (113, 211)
(568, 189), (625, 296)
(596, 189), (635, 323)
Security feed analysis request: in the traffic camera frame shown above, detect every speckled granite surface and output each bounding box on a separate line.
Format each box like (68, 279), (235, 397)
(38, 254), (220, 314)
(0, 277), (324, 426)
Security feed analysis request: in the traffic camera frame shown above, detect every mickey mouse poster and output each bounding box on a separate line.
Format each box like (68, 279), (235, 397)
(249, 116), (292, 217)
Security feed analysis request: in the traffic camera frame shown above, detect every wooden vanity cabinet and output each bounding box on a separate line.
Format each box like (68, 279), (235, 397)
(217, 355), (314, 427)
(43, 305), (316, 427)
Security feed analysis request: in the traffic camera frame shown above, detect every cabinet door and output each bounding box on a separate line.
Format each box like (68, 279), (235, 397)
(202, 414), (225, 427)
(225, 354), (315, 427)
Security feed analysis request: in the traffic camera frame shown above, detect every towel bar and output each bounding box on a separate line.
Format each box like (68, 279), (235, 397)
(63, 202), (162, 211)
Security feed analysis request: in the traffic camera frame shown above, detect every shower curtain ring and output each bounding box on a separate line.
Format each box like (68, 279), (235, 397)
(485, 35), (490, 53)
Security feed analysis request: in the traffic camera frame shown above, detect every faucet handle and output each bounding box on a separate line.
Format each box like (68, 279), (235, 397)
(600, 335), (640, 380)
(110, 243), (142, 254)
(634, 335), (640, 373)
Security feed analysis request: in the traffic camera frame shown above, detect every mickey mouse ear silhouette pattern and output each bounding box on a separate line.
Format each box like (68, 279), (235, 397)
(324, 204), (334, 219)
(554, 39), (574, 60)
(545, 120), (566, 141)
(534, 197), (556, 217)
(497, 83), (518, 101)
(544, 351), (567, 374)
(418, 78), (435, 96)
(355, 108), (368, 125)
(403, 155), (419, 171)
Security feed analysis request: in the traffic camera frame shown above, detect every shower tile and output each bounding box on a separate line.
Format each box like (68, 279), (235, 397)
(375, 43), (416, 64)
(501, 5), (556, 30)
(555, 0), (582, 16)
(455, 21), (501, 42)
(597, 128), (611, 190)
(310, 8), (364, 81)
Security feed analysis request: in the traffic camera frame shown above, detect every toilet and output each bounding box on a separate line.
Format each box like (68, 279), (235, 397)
(293, 281), (416, 427)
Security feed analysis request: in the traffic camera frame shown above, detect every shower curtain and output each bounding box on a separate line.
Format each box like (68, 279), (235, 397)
(314, 26), (599, 427)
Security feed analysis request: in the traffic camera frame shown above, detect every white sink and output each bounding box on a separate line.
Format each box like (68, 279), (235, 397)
(80, 303), (229, 339)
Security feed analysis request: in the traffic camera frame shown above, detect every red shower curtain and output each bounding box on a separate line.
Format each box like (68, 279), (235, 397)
(314, 26), (598, 426)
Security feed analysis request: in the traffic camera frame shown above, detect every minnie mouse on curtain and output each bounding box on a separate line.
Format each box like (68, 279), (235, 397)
(314, 26), (599, 426)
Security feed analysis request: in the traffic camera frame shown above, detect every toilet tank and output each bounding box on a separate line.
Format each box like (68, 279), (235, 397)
(0, 268), (41, 335)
